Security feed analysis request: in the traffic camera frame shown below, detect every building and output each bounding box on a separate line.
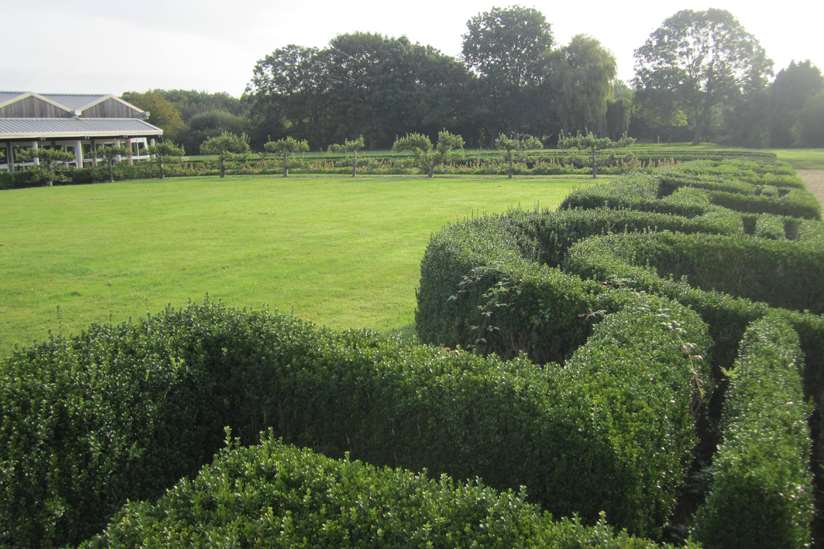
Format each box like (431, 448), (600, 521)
(0, 92), (163, 172)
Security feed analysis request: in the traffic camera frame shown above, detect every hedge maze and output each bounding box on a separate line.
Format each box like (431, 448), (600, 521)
(0, 155), (821, 547)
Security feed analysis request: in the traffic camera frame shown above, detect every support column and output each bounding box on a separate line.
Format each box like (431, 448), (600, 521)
(73, 140), (84, 168)
(126, 138), (133, 166)
(32, 141), (40, 165)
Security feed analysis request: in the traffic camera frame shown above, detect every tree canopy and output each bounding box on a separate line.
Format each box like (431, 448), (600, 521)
(634, 9), (773, 142)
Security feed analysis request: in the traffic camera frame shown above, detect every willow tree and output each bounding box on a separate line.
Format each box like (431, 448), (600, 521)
(392, 130), (464, 178)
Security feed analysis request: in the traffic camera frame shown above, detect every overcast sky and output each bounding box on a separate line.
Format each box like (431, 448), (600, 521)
(2, 0), (823, 97)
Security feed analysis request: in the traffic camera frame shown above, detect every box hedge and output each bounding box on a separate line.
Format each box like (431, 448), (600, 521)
(693, 315), (813, 548)
(83, 436), (671, 548)
(0, 298), (710, 546)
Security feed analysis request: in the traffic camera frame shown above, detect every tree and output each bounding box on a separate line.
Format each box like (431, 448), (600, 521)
(264, 136), (310, 177)
(551, 35), (616, 134)
(148, 141), (184, 179)
(462, 6), (552, 89)
(184, 110), (249, 153)
(121, 91), (186, 141)
(770, 61), (824, 146)
(558, 131), (635, 178)
(393, 130), (464, 178)
(494, 133), (543, 178)
(15, 147), (74, 186)
(634, 9), (772, 143)
(328, 136), (365, 177)
(96, 144), (128, 183)
(200, 132), (250, 178)
(462, 6), (554, 136)
(800, 93), (824, 146)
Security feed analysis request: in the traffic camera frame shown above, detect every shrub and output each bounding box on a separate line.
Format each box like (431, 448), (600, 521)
(693, 315), (813, 548)
(84, 436), (665, 548)
(0, 298), (710, 545)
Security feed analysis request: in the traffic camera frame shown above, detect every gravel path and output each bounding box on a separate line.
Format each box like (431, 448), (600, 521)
(800, 170), (824, 206)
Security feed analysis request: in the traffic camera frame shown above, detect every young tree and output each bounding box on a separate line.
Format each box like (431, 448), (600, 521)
(96, 144), (128, 183)
(558, 131), (635, 178)
(328, 136), (366, 177)
(264, 136), (310, 177)
(200, 132), (250, 178)
(148, 141), (184, 179)
(494, 133), (543, 178)
(393, 130), (464, 178)
(15, 147), (74, 186)
(634, 9), (772, 143)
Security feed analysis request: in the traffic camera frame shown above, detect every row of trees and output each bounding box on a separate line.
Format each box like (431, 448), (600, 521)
(125, 6), (824, 150)
(195, 128), (626, 179)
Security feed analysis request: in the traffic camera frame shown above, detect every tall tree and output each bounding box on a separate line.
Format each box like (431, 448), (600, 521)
(634, 9), (772, 142)
(462, 6), (555, 136)
(800, 94), (824, 146)
(552, 35), (616, 134)
(122, 91), (186, 141)
(770, 61), (824, 146)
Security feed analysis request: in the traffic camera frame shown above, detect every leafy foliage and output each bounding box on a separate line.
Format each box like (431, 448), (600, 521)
(200, 132), (250, 178)
(392, 130), (464, 177)
(85, 437), (662, 548)
(264, 136), (310, 176)
(693, 315), (813, 549)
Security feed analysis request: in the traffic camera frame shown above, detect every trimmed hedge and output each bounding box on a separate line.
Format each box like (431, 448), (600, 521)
(83, 436), (668, 548)
(563, 232), (824, 402)
(0, 299), (710, 546)
(416, 208), (740, 364)
(693, 315), (813, 548)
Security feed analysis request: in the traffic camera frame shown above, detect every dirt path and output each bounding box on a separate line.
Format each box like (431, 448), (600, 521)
(800, 170), (824, 206)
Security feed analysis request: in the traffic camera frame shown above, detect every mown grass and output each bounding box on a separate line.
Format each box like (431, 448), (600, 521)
(0, 174), (595, 356)
(768, 148), (824, 170)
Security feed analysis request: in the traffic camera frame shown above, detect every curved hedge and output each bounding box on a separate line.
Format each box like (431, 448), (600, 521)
(83, 436), (665, 548)
(0, 297), (709, 545)
(693, 315), (813, 548)
(416, 157), (822, 544)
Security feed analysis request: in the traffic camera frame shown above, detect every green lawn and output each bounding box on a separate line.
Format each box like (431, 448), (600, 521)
(768, 148), (824, 170)
(0, 174), (595, 356)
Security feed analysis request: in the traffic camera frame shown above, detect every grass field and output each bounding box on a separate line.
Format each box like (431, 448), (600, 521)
(0, 174), (595, 356)
(769, 148), (824, 170)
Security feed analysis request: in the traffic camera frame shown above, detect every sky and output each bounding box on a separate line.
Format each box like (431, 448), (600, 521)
(2, 0), (823, 97)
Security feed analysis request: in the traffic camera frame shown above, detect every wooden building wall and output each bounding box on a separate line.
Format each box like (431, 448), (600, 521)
(0, 96), (72, 118)
(80, 98), (143, 118)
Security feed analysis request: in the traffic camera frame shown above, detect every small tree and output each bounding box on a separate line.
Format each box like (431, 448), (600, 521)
(494, 133), (543, 178)
(393, 130), (464, 178)
(148, 141), (184, 179)
(16, 146), (75, 186)
(557, 130), (635, 178)
(264, 136), (310, 177)
(96, 144), (128, 183)
(200, 132), (250, 178)
(328, 136), (366, 176)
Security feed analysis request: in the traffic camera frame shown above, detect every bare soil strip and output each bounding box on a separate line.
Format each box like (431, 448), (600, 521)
(800, 170), (824, 206)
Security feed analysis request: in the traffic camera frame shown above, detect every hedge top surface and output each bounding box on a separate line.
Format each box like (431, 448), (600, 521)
(84, 436), (675, 549)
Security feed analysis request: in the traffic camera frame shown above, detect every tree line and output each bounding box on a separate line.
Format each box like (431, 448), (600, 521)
(124, 6), (824, 152)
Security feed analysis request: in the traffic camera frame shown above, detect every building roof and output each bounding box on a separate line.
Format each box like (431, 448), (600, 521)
(0, 118), (163, 140)
(0, 92), (145, 115)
